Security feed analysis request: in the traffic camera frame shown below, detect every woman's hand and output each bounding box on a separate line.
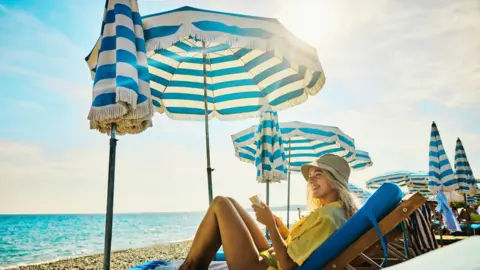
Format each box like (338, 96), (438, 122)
(252, 202), (275, 228)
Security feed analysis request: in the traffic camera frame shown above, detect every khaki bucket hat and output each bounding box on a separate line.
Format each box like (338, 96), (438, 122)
(301, 154), (350, 186)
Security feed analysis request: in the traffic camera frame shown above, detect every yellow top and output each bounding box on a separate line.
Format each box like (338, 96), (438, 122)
(269, 201), (347, 269)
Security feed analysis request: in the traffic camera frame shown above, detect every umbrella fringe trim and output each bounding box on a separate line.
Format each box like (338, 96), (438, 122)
(116, 88), (140, 110)
(88, 102), (154, 135)
(144, 30), (322, 70)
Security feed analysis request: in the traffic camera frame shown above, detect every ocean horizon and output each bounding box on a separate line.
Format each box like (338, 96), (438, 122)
(0, 210), (303, 269)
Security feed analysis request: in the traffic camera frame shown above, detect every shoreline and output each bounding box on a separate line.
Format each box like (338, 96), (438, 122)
(5, 239), (193, 270)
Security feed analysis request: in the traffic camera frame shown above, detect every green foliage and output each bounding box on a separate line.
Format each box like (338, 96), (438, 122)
(450, 200), (465, 209)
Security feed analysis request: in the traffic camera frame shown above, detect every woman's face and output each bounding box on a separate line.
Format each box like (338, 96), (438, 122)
(308, 167), (334, 199)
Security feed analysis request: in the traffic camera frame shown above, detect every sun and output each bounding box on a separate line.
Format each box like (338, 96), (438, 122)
(276, 1), (331, 46)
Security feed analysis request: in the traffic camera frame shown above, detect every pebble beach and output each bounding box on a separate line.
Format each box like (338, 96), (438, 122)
(8, 240), (193, 270)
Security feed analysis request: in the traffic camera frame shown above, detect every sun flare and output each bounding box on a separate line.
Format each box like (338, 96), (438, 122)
(276, 1), (331, 46)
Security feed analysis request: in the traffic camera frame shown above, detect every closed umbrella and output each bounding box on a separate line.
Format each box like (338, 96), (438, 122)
(251, 110), (288, 206)
(428, 121), (460, 232)
(84, 0), (153, 269)
(454, 138), (477, 203)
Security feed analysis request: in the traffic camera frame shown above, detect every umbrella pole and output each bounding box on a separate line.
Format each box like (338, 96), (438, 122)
(266, 180), (270, 239)
(202, 40), (214, 204)
(103, 124), (117, 270)
(287, 139), (291, 228)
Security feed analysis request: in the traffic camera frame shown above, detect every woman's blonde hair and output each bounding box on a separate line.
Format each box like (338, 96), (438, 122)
(306, 169), (359, 218)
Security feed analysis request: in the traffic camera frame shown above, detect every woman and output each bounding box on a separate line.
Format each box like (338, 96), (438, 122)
(179, 154), (358, 270)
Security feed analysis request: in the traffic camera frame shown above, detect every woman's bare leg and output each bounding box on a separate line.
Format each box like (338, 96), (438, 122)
(226, 197), (270, 251)
(180, 196), (267, 270)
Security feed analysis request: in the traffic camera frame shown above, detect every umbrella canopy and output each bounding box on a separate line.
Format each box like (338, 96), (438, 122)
(86, 0), (153, 135)
(428, 122), (458, 193)
(232, 121), (371, 171)
(348, 183), (372, 203)
(454, 138), (477, 195)
(366, 171), (412, 189)
(366, 171), (434, 199)
(407, 173), (434, 199)
(466, 194), (479, 205)
(252, 110), (288, 184)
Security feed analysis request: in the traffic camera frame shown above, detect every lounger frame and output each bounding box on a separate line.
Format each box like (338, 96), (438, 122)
(324, 193), (426, 270)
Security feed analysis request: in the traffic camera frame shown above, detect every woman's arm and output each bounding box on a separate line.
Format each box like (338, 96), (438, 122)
(274, 215), (290, 240)
(266, 219), (298, 270)
(253, 203), (297, 270)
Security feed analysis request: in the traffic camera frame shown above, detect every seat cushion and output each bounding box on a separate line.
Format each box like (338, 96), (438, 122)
(298, 182), (403, 269)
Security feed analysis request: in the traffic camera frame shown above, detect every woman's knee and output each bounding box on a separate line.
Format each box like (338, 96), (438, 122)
(226, 197), (237, 204)
(211, 196), (230, 208)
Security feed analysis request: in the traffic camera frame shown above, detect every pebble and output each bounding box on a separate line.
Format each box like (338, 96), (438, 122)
(9, 240), (193, 270)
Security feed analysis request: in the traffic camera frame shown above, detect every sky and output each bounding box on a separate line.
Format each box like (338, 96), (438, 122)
(0, 0), (479, 214)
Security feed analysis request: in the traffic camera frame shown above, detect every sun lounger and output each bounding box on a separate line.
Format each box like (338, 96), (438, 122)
(130, 183), (425, 270)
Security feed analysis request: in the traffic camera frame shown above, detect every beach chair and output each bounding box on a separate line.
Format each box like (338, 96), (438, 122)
(350, 200), (438, 267)
(130, 183), (425, 270)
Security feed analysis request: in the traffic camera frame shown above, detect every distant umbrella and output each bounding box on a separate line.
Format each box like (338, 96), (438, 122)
(454, 138), (477, 196)
(428, 121), (460, 233)
(232, 120), (372, 227)
(428, 122), (458, 193)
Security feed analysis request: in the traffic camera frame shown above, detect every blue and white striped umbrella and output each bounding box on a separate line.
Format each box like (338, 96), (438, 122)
(86, 0), (153, 135)
(232, 121), (372, 172)
(348, 183), (372, 203)
(366, 171), (411, 189)
(454, 138), (477, 195)
(366, 171), (433, 199)
(251, 110), (288, 184)
(407, 173), (434, 199)
(84, 1), (153, 268)
(466, 194), (479, 206)
(350, 150), (374, 171)
(428, 121), (458, 193)
(126, 6), (323, 120)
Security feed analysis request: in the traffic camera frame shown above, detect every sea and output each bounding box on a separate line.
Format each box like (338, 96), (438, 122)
(0, 210), (302, 269)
